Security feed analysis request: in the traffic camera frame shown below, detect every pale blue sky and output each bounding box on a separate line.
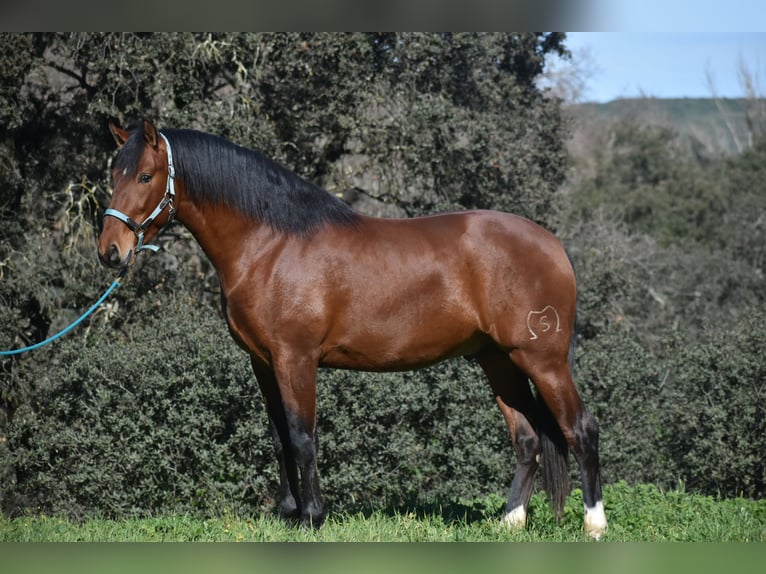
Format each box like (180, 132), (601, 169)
(563, 32), (766, 102)
(592, 0), (766, 32)
(565, 0), (766, 102)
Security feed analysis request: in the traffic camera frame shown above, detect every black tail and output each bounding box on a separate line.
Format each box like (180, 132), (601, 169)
(537, 391), (570, 520)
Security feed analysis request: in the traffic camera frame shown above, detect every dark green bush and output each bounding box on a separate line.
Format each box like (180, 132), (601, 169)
(3, 291), (273, 518)
(4, 285), (764, 519)
(576, 312), (766, 499)
(2, 283), (515, 518)
(317, 360), (510, 513)
(574, 329), (670, 487)
(661, 316), (766, 498)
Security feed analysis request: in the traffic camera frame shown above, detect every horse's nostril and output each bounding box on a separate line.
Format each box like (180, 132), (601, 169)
(99, 244), (122, 268)
(108, 244), (121, 266)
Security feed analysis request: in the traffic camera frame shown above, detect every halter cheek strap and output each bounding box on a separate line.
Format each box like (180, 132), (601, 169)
(105, 132), (176, 253)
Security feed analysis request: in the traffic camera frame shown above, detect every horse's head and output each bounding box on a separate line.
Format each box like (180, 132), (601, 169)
(98, 120), (176, 269)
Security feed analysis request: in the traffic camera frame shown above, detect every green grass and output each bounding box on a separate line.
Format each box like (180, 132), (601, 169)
(1, 482), (764, 542)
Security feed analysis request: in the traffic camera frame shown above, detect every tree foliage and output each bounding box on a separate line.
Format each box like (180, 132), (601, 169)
(561, 117), (766, 499)
(564, 117), (766, 344)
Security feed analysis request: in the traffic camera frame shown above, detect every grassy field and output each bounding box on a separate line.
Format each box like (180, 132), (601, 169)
(1, 482), (763, 542)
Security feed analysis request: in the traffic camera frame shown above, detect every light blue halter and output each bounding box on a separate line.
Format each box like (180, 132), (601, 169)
(104, 132), (176, 253)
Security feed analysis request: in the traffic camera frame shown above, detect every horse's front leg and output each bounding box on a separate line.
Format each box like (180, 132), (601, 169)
(271, 351), (324, 528)
(251, 358), (301, 522)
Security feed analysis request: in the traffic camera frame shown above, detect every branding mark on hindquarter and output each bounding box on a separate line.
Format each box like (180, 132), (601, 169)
(527, 305), (562, 340)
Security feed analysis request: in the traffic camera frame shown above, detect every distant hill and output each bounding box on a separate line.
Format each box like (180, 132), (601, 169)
(566, 98), (765, 160)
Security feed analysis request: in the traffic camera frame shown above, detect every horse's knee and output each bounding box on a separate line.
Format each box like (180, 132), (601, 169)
(291, 428), (318, 469)
(285, 411), (318, 463)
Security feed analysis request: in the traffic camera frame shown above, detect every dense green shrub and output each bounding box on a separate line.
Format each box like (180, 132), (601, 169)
(317, 360), (510, 512)
(561, 121), (765, 500)
(2, 281), (515, 518)
(3, 293), (273, 518)
(6, 302), (764, 519)
(661, 316), (766, 498)
(574, 329), (670, 487)
(576, 312), (766, 499)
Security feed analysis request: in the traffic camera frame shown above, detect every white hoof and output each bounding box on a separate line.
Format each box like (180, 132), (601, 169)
(584, 501), (607, 540)
(502, 505), (527, 529)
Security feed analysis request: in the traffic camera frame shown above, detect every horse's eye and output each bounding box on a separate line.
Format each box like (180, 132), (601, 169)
(138, 173), (152, 184)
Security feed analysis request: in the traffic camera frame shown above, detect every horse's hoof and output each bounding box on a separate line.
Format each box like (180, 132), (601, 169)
(301, 511), (325, 530)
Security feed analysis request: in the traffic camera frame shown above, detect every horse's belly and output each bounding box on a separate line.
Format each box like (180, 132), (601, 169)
(319, 324), (489, 372)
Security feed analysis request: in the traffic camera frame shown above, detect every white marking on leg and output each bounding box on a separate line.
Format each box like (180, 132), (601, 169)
(583, 500), (607, 540)
(502, 504), (527, 529)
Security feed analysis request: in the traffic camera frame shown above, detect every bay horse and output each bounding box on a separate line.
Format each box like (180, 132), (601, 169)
(97, 120), (607, 538)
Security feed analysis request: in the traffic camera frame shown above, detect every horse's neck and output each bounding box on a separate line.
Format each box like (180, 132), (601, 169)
(174, 190), (273, 286)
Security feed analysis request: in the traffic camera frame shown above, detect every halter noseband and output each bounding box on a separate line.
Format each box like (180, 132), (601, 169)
(104, 132), (176, 253)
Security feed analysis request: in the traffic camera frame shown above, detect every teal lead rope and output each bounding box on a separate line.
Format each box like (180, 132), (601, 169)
(0, 269), (126, 356)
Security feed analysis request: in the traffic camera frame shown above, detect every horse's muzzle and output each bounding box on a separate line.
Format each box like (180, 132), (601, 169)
(98, 244), (132, 269)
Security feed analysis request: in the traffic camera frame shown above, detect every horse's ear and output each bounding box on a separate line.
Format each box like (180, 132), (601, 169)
(109, 122), (130, 149)
(143, 120), (159, 149)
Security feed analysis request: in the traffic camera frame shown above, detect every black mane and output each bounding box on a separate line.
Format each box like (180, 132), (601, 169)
(116, 123), (360, 236)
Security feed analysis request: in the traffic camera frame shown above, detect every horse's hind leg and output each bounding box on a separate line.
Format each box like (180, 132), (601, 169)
(511, 348), (607, 539)
(476, 349), (541, 529)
